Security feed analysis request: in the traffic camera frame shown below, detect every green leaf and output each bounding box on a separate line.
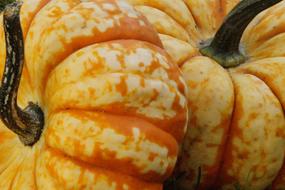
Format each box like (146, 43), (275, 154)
(0, 0), (17, 12)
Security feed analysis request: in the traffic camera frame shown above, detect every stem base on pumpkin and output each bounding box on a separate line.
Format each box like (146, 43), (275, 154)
(199, 0), (282, 68)
(0, 1), (44, 146)
(200, 45), (246, 68)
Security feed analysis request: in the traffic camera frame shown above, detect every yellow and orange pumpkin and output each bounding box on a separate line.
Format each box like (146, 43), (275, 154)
(127, 0), (285, 189)
(0, 0), (188, 189)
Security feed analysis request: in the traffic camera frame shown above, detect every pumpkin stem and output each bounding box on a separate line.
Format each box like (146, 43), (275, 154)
(0, 2), (44, 146)
(0, 0), (17, 12)
(199, 0), (282, 68)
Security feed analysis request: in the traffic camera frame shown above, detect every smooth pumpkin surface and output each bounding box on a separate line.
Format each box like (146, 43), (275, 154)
(126, 0), (285, 189)
(0, 0), (188, 189)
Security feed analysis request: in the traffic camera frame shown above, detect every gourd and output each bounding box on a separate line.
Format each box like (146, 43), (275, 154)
(126, 0), (285, 189)
(0, 0), (188, 189)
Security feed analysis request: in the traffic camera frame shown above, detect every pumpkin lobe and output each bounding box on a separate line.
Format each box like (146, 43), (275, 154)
(200, 0), (282, 68)
(0, 2), (44, 146)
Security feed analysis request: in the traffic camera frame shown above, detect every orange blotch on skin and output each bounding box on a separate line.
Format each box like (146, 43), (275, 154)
(0, 131), (16, 144)
(115, 76), (128, 96)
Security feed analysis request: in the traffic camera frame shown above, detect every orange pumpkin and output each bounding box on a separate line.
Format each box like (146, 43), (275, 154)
(0, 0), (188, 189)
(127, 0), (285, 189)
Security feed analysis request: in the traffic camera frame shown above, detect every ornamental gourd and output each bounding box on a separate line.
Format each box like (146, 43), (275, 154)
(0, 0), (188, 189)
(127, 0), (285, 189)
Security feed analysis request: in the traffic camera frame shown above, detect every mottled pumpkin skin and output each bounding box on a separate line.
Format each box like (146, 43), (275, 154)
(126, 0), (285, 189)
(0, 0), (188, 189)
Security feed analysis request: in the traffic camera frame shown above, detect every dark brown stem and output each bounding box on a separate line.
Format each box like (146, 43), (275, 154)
(0, 0), (17, 12)
(200, 0), (282, 68)
(0, 1), (44, 146)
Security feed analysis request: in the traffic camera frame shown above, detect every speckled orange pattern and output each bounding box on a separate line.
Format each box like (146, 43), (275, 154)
(0, 0), (188, 189)
(127, 0), (285, 189)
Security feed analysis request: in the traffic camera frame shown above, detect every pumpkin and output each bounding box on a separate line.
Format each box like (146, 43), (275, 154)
(126, 0), (285, 189)
(0, 0), (188, 189)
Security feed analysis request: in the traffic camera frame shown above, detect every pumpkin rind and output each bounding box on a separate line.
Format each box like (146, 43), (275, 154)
(0, 0), (188, 189)
(127, 0), (285, 189)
